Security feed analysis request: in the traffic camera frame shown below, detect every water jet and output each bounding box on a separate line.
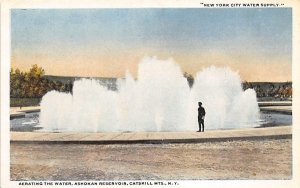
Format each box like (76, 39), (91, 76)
(40, 57), (259, 132)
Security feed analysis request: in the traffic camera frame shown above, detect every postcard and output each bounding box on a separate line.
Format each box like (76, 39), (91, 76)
(1, 0), (300, 187)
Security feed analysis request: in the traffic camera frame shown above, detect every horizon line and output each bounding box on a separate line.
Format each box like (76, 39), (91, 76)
(43, 74), (293, 83)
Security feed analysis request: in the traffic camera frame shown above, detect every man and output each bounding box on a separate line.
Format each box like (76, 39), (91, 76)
(198, 102), (206, 132)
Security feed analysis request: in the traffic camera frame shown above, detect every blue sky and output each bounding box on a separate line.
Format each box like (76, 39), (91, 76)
(11, 8), (292, 81)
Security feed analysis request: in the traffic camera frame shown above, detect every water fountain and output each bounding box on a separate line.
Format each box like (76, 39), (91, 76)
(40, 57), (259, 132)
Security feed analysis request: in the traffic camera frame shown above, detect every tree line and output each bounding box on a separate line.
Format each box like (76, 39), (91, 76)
(10, 65), (292, 100)
(243, 81), (292, 99)
(10, 64), (72, 98)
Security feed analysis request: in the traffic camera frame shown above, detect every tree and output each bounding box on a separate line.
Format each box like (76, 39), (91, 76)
(183, 72), (194, 88)
(28, 64), (45, 79)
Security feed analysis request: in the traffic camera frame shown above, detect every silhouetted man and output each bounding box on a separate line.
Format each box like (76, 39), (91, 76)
(198, 102), (205, 132)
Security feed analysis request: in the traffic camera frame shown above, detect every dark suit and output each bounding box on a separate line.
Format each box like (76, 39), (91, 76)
(198, 106), (206, 132)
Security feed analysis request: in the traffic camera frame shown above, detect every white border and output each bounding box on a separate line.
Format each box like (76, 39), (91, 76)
(1, 0), (300, 188)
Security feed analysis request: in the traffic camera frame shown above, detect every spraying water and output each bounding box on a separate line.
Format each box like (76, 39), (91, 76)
(40, 57), (259, 132)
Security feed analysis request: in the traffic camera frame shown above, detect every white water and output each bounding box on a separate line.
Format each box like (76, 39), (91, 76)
(40, 57), (259, 132)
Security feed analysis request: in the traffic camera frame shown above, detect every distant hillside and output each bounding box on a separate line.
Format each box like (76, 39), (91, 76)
(43, 75), (117, 84)
(43, 75), (118, 91)
(44, 75), (291, 86)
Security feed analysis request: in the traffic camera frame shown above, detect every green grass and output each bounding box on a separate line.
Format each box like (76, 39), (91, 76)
(10, 98), (41, 107)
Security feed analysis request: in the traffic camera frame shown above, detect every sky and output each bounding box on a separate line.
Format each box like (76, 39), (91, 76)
(11, 8), (292, 81)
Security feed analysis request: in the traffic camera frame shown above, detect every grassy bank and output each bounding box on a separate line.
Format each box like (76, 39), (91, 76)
(10, 98), (41, 107)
